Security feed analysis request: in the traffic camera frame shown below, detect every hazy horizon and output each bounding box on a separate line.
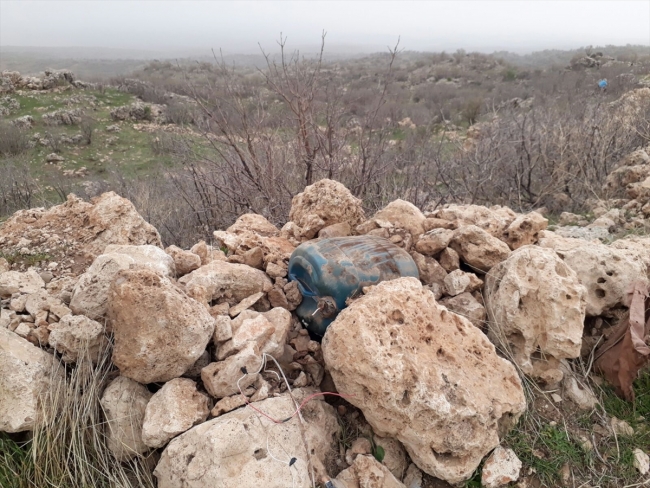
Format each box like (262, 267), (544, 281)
(1, 1), (649, 58)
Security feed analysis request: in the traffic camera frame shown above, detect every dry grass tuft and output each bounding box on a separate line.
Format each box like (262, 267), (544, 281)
(0, 342), (156, 488)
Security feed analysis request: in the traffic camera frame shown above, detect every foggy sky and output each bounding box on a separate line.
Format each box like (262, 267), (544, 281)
(1, 1), (649, 56)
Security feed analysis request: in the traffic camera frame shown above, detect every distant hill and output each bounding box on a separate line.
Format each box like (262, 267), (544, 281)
(494, 44), (650, 68)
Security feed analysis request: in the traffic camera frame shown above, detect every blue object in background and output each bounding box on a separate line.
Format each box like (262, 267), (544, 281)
(598, 79), (608, 89)
(288, 236), (420, 337)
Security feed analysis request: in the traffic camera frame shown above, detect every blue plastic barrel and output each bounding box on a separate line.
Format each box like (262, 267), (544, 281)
(288, 236), (419, 336)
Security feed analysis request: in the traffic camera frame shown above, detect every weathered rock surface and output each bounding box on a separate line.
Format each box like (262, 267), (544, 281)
(288, 179), (365, 239)
(226, 213), (280, 237)
(178, 261), (272, 306)
(414, 229), (454, 256)
(502, 212), (548, 250)
(410, 252), (447, 287)
(449, 225), (511, 272)
(201, 343), (260, 398)
(336, 455), (406, 488)
(108, 267), (215, 383)
(165, 245), (202, 276)
(48, 314), (107, 363)
(372, 199), (426, 237)
(217, 308), (291, 361)
(322, 278), (526, 483)
(0, 328), (63, 432)
(443, 269), (482, 296)
(141, 378), (209, 449)
(70, 245), (174, 320)
(485, 246), (587, 374)
(154, 391), (339, 488)
(430, 204), (515, 237)
(0, 270), (45, 298)
(0, 192), (161, 271)
(375, 436), (409, 480)
(481, 446), (522, 488)
(440, 292), (486, 328)
(539, 232), (647, 316)
(100, 376), (152, 461)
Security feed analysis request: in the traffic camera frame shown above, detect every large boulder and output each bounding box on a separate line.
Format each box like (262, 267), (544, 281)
(322, 278), (526, 484)
(485, 246), (587, 375)
(141, 378), (209, 449)
(0, 328), (63, 432)
(0, 192), (161, 272)
(449, 225), (511, 272)
(154, 391), (339, 488)
(70, 245), (175, 320)
(108, 267), (215, 383)
(100, 376), (152, 461)
(539, 232), (648, 316)
(178, 261), (272, 306)
(288, 179), (365, 239)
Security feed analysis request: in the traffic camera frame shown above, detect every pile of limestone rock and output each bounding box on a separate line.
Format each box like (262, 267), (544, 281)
(0, 68), (88, 94)
(1, 171), (649, 486)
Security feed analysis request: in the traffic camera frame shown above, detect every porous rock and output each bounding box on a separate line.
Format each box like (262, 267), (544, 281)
(142, 378), (209, 449)
(322, 278), (526, 484)
(439, 247), (460, 272)
(0, 328), (63, 432)
(335, 454), (406, 488)
(318, 222), (351, 238)
(154, 391), (339, 488)
(372, 199), (426, 238)
(202, 343), (261, 398)
(48, 314), (107, 363)
(108, 267), (215, 383)
(440, 292), (486, 328)
(70, 245), (175, 320)
(410, 252), (447, 286)
(164, 245), (202, 276)
(0, 192), (161, 271)
(430, 204), (515, 237)
(449, 225), (510, 272)
(502, 211), (548, 250)
(100, 376), (152, 461)
(539, 232), (647, 316)
(226, 213), (279, 237)
(375, 436), (409, 480)
(288, 179), (365, 239)
(178, 261), (272, 306)
(217, 308), (291, 360)
(485, 246), (587, 374)
(414, 228), (454, 256)
(0, 270), (45, 298)
(481, 446), (522, 488)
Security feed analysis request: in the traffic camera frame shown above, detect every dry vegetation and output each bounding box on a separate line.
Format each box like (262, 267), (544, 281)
(2, 41), (650, 250)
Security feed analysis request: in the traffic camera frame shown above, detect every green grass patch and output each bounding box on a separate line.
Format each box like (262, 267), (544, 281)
(0, 251), (51, 267)
(0, 433), (33, 488)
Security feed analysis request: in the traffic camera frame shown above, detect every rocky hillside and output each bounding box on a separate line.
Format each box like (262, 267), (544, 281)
(1, 139), (650, 486)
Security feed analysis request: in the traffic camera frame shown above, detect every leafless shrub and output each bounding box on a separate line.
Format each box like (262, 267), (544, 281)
(0, 158), (44, 216)
(0, 122), (29, 157)
(79, 115), (96, 145)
